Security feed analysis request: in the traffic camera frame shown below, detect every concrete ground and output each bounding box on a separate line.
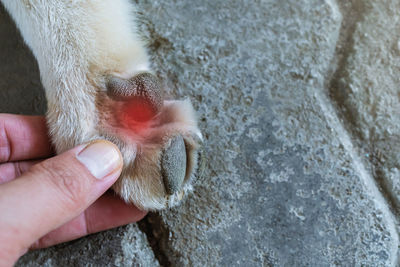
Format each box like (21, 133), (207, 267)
(1, 0), (400, 266)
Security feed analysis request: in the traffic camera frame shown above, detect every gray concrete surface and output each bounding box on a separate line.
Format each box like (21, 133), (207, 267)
(1, 0), (400, 266)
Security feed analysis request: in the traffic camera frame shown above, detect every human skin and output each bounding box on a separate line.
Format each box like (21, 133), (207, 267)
(0, 114), (147, 266)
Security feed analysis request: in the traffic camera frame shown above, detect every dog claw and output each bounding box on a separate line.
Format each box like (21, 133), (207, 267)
(161, 135), (187, 195)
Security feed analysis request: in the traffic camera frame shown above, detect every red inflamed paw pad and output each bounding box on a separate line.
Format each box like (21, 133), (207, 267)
(122, 97), (158, 123)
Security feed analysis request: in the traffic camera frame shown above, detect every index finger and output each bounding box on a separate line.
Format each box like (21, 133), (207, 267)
(0, 114), (53, 162)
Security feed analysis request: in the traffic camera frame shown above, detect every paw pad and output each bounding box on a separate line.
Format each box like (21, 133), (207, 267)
(106, 73), (163, 122)
(161, 135), (187, 195)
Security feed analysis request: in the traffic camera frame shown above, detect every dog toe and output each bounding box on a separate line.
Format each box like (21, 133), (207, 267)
(161, 135), (187, 195)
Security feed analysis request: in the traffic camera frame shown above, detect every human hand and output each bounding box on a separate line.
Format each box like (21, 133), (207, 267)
(0, 114), (147, 266)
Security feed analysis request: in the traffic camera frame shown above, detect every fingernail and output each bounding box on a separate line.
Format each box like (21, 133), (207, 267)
(76, 140), (122, 179)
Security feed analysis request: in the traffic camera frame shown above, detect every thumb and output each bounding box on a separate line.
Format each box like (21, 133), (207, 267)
(0, 140), (123, 260)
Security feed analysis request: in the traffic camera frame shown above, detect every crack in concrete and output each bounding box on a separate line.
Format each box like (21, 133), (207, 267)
(325, 0), (399, 265)
(328, 0), (400, 217)
(327, 0), (366, 117)
(138, 213), (172, 267)
(316, 87), (400, 266)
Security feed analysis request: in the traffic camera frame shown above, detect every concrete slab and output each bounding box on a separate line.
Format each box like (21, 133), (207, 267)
(138, 0), (398, 265)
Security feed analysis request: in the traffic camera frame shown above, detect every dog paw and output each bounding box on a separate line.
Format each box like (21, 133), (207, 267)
(2, 0), (201, 211)
(95, 73), (202, 210)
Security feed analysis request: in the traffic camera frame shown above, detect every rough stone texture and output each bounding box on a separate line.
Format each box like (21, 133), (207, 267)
(1, 0), (400, 266)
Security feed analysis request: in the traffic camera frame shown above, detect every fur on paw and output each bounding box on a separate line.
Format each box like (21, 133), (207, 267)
(95, 73), (202, 210)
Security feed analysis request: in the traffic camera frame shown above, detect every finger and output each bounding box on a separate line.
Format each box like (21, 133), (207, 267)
(85, 192), (146, 234)
(31, 192), (147, 249)
(0, 160), (42, 184)
(0, 140), (123, 264)
(0, 114), (53, 163)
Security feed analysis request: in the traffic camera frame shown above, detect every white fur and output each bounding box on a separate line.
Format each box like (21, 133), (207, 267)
(1, 0), (149, 151)
(1, 0), (201, 210)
